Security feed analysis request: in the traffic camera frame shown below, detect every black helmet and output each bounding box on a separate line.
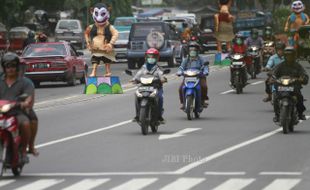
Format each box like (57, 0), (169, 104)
(188, 41), (200, 49)
(1, 52), (20, 71)
(264, 26), (272, 35)
(284, 46), (296, 62)
(28, 30), (35, 39)
(275, 41), (285, 50)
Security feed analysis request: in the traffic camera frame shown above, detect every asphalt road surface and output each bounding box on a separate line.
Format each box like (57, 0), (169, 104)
(1, 56), (310, 190)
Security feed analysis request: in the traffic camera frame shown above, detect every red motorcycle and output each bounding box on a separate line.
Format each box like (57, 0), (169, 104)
(0, 98), (29, 176)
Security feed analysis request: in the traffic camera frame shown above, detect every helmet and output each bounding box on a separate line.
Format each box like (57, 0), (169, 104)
(38, 33), (48, 42)
(275, 41), (285, 50)
(251, 28), (259, 39)
(188, 41), (200, 57)
(145, 48), (159, 64)
(264, 26), (272, 37)
(28, 30), (35, 39)
(188, 41), (200, 49)
(284, 46), (296, 62)
(1, 52), (20, 71)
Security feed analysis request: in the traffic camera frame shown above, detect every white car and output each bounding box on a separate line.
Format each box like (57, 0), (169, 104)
(114, 31), (129, 62)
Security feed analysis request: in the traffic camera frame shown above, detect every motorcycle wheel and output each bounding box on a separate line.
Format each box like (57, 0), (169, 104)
(0, 143), (7, 177)
(186, 96), (194, 120)
(139, 107), (149, 135)
(280, 106), (289, 134)
(251, 64), (256, 79)
(234, 75), (243, 94)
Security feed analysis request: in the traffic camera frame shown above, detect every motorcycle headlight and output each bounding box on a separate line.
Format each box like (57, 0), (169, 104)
(281, 79), (290, 85)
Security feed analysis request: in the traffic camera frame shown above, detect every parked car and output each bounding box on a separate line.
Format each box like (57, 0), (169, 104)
(55, 19), (85, 49)
(127, 21), (182, 69)
(21, 42), (86, 87)
(8, 26), (30, 55)
(114, 17), (137, 32)
(0, 23), (9, 55)
(114, 31), (130, 62)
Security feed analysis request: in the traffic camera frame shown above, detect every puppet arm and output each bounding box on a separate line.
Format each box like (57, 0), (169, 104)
(84, 25), (92, 50)
(284, 16), (290, 32)
(214, 14), (219, 32)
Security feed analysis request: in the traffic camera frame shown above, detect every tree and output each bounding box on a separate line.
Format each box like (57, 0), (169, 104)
(0, 0), (24, 27)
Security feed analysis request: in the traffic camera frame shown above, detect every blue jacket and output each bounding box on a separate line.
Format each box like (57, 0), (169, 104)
(178, 56), (209, 76)
(265, 54), (285, 70)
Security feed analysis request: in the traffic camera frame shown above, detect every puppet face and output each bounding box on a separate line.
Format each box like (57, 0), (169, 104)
(291, 1), (305, 13)
(92, 4), (110, 25)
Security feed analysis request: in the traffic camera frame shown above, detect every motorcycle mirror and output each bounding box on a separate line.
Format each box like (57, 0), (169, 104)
(125, 69), (133, 76)
(163, 69), (171, 74)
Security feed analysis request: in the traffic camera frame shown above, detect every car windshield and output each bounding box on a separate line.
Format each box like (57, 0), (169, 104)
(118, 32), (129, 40)
(58, 20), (79, 30)
(132, 24), (163, 37)
(115, 19), (135, 26)
(23, 43), (67, 57)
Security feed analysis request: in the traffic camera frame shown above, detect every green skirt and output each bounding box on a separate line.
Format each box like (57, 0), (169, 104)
(215, 22), (234, 42)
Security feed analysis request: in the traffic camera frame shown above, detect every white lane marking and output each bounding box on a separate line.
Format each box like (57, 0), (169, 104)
(160, 178), (205, 190)
(0, 180), (15, 187)
(35, 95), (80, 106)
(174, 128), (282, 174)
(14, 179), (64, 190)
(110, 178), (158, 190)
(262, 179), (301, 190)
(159, 128), (201, 140)
(205, 172), (246, 176)
(35, 120), (132, 149)
(62, 179), (110, 190)
(250, 81), (264, 85)
(212, 178), (255, 190)
(23, 172), (175, 176)
(260, 172), (302, 176)
(220, 90), (234, 95)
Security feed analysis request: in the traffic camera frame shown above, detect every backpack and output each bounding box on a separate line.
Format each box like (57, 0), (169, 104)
(89, 23), (112, 43)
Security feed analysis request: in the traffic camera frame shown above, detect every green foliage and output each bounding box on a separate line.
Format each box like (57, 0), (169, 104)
(273, 7), (290, 33)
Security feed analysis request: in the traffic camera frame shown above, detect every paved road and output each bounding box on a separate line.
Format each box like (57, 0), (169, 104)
(1, 58), (310, 189)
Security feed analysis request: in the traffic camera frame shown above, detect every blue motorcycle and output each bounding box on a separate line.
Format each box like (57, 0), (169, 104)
(181, 69), (204, 120)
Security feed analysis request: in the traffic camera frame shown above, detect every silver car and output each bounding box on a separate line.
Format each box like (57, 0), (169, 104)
(114, 31), (129, 62)
(55, 19), (85, 49)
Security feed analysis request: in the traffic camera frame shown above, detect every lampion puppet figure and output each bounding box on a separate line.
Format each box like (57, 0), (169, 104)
(214, 0), (234, 52)
(85, 3), (119, 77)
(284, 0), (309, 47)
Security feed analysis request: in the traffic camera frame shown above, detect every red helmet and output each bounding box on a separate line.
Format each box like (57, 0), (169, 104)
(145, 48), (159, 59)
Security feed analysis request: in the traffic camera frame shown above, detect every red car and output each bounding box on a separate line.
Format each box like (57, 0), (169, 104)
(21, 42), (86, 87)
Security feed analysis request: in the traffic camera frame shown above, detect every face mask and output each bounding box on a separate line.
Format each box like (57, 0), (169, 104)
(189, 50), (197, 57)
(236, 39), (242, 45)
(147, 58), (156, 64)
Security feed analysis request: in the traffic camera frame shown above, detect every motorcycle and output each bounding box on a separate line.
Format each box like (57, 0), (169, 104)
(126, 69), (170, 135)
(180, 69), (205, 120)
(229, 53), (248, 94)
(262, 41), (275, 67)
(247, 45), (261, 79)
(0, 95), (29, 176)
(273, 76), (299, 134)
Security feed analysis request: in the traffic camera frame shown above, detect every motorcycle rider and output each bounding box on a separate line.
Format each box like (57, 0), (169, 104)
(272, 47), (309, 122)
(244, 28), (264, 72)
(262, 41), (286, 102)
(23, 30), (36, 49)
(132, 48), (167, 123)
(177, 41), (209, 109)
(0, 52), (38, 159)
(263, 26), (276, 42)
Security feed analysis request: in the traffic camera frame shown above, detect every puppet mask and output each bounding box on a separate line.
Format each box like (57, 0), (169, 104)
(92, 3), (110, 25)
(291, 1), (305, 13)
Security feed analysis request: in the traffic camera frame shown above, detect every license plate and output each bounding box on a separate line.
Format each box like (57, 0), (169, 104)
(278, 86), (294, 92)
(70, 40), (77, 43)
(185, 77), (198, 83)
(139, 86), (154, 91)
(33, 63), (48, 69)
(232, 62), (243, 66)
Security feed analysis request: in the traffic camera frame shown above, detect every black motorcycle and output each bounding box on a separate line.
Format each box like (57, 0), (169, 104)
(126, 69), (170, 135)
(229, 53), (248, 94)
(273, 76), (299, 134)
(247, 45), (261, 79)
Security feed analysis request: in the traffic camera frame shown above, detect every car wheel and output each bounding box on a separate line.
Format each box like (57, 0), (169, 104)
(128, 59), (136, 69)
(80, 71), (86, 84)
(67, 69), (77, 86)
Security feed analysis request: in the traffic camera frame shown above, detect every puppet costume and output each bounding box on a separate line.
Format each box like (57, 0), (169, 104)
(284, 1), (309, 47)
(214, 0), (234, 52)
(85, 3), (119, 77)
